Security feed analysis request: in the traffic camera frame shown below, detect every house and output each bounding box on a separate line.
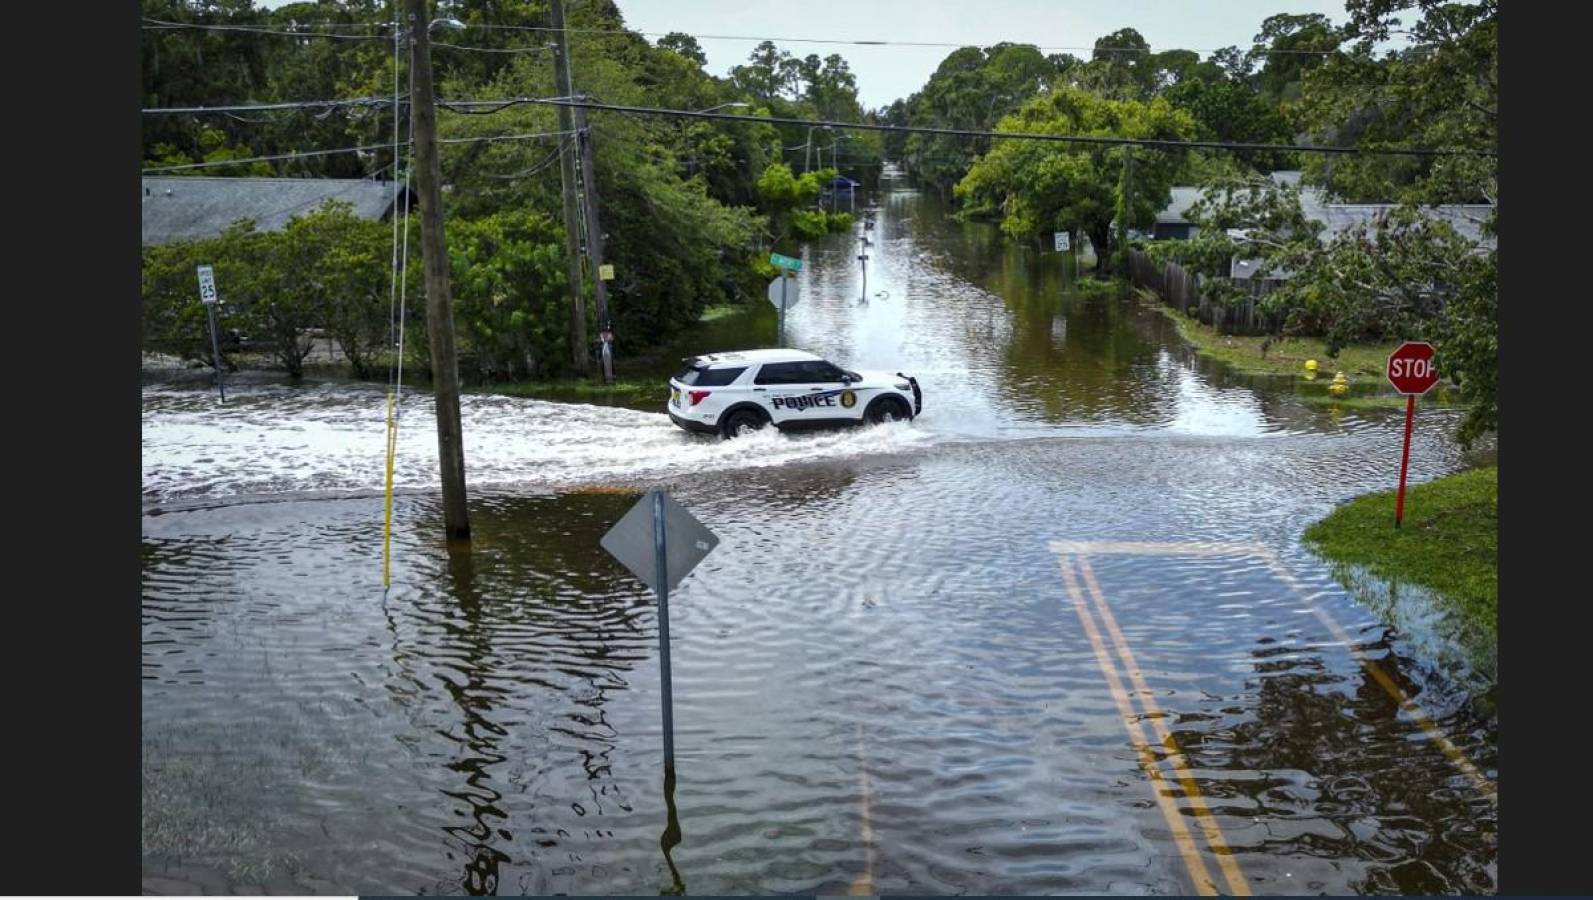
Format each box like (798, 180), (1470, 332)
(1151, 171), (1495, 280)
(820, 174), (862, 213)
(142, 176), (415, 245)
(1153, 186), (1207, 240)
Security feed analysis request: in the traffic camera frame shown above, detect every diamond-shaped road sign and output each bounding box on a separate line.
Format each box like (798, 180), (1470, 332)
(601, 490), (719, 597)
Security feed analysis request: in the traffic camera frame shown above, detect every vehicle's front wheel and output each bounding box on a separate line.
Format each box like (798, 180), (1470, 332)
(721, 408), (767, 439)
(867, 395), (912, 424)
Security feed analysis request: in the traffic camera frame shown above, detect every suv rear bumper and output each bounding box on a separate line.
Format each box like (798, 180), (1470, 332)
(668, 409), (720, 435)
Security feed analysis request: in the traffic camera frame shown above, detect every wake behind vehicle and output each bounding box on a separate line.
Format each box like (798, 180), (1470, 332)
(668, 349), (922, 438)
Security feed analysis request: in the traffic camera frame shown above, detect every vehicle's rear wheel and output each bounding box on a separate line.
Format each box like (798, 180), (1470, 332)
(867, 395), (911, 424)
(721, 408), (767, 438)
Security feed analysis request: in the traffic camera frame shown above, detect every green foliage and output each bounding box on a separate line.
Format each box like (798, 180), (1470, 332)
(1304, 465), (1497, 639)
(1295, 1), (1496, 205)
(143, 238), (227, 367)
(757, 164), (836, 244)
(955, 86), (1196, 270)
(448, 211), (570, 381)
(1155, 173), (1496, 446)
(897, 44), (1061, 196)
(791, 209), (829, 239)
(142, 202), (405, 379)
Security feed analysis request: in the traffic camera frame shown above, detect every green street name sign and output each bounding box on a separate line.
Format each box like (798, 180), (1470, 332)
(769, 252), (802, 271)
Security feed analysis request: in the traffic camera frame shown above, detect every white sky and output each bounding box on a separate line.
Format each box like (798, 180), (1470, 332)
(609, 0), (1354, 109)
(253, 1), (1355, 110)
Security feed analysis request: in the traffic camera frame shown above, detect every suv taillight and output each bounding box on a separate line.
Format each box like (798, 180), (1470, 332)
(688, 390), (712, 406)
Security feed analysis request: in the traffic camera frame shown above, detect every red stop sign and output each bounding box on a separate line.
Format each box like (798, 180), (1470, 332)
(1387, 341), (1439, 395)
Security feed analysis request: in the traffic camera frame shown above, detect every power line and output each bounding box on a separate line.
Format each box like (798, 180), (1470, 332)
(475, 138), (573, 180)
(140, 130), (577, 173)
(436, 128), (574, 144)
(456, 96), (1496, 158)
(142, 17), (385, 40)
(432, 40), (556, 55)
(141, 17), (1348, 57)
(141, 142), (393, 173)
(143, 97), (395, 115)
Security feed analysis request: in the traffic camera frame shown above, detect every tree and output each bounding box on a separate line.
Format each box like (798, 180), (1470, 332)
(1248, 13), (1341, 106)
(730, 41), (794, 100)
(1295, 0), (1496, 204)
(954, 86), (1197, 270)
(448, 211), (570, 381)
(898, 43), (1056, 196)
(657, 32), (706, 67)
(1154, 175), (1497, 446)
(1071, 28), (1155, 100)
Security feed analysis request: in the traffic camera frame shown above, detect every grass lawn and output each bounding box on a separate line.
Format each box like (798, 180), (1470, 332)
(1135, 288), (1393, 378)
(1303, 466), (1497, 638)
(471, 378), (662, 410)
(698, 304), (743, 322)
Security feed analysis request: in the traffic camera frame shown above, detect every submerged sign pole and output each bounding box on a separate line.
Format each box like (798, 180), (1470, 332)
(1386, 341), (1440, 528)
(653, 491), (675, 769)
(601, 490), (719, 774)
(769, 253), (802, 347)
(196, 264), (225, 403)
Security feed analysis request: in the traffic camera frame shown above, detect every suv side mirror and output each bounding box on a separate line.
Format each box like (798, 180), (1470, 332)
(841, 372), (857, 384)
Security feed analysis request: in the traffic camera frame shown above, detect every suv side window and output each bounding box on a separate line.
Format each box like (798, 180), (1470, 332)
(755, 362), (808, 385)
(694, 366), (747, 387)
(802, 361), (847, 383)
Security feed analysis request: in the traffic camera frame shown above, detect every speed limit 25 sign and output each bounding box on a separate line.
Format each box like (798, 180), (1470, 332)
(1386, 341), (1439, 395)
(197, 265), (219, 306)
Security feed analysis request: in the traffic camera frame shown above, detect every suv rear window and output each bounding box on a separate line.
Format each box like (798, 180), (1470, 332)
(676, 365), (746, 387)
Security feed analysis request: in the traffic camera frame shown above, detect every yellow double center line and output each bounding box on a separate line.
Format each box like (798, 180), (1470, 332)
(1059, 555), (1252, 896)
(849, 720), (876, 895)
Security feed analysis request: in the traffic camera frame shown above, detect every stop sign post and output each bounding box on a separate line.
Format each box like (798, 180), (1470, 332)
(1387, 341), (1440, 528)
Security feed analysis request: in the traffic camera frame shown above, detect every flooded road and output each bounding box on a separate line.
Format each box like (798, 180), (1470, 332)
(142, 185), (1497, 895)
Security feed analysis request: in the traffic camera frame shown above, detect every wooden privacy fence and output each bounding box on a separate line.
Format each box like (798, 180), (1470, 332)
(1128, 248), (1284, 337)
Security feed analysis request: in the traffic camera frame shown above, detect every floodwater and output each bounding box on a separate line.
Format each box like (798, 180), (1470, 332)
(142, 183), (1497, 895)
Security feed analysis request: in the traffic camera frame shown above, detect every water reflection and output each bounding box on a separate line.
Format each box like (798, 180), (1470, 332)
(660, 767), (685, 896)
(143, 183), (1495, 895)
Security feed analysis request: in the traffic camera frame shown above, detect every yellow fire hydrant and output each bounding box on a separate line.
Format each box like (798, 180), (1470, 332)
(1329, 371), (1349, 396)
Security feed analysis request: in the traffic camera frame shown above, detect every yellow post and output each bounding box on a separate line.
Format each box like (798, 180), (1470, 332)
(382, 390), (398, 587)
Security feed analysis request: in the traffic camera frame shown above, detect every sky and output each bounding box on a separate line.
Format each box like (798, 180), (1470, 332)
(608, 0), (1355, 109)
(251, 1), (1357, 111)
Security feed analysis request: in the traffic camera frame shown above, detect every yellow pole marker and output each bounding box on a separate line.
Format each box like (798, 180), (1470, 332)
(1077, 558), (1252, 896)
(1058, 556), (1221, 896)
(382, 390), (398, 588)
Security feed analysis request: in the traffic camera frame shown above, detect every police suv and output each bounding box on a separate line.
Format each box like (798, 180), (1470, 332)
(668, 348), (922, 438)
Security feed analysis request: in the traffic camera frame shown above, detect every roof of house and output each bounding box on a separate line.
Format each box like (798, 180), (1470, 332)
(141, 176), (408, 245)
(1156, 170), (1495, 249)
(1156, 186), (1207, 225)
(1312, 203), (1494, 245)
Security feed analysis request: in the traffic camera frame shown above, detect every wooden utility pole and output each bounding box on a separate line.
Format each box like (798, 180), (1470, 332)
(406, 0), (470, 541)
(574, 97), (614, 383)
(1116, 145), (1133, 275)
(550, 0), (589, 374)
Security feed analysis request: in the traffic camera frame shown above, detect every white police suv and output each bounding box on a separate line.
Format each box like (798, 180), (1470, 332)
(668, 348), (922, 438)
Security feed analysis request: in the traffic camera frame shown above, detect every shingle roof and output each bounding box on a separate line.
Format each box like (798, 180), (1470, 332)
(1156, 172), (1495, 249)
(1156, 186), (1207, 224)
(141, 176), (408, 245)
